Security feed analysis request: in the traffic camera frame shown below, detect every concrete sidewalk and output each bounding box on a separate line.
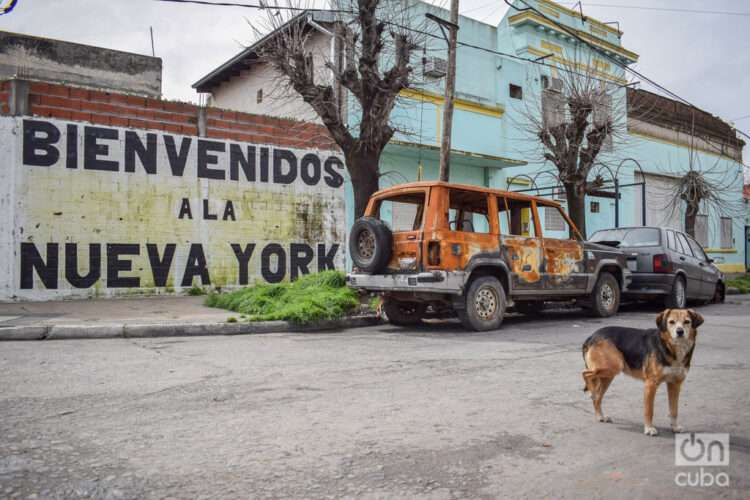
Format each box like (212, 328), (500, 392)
(0, 296), (381, 341)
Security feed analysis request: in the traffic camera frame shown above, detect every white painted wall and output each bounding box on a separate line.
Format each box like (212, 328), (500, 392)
(209, 31), (333, 123)
(0, 116), (347, 301)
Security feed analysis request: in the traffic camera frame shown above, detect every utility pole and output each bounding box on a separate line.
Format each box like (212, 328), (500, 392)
(439, 0), (459, 182)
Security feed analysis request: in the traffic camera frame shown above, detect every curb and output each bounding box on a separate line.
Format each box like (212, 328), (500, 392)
(0, 315), (383, 341)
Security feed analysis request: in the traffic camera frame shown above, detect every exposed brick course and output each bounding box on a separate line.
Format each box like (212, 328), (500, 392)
(0, 80), (339, 151)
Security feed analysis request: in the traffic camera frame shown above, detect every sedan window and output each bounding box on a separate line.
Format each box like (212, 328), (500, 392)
(589, 227), (660, 247)
(666, 230), (676, 251)
(687, 236), (708, 261)
(676, 232), (694, 257)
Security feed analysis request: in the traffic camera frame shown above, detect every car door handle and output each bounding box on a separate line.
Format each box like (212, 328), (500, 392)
(679, 256), (686, 261)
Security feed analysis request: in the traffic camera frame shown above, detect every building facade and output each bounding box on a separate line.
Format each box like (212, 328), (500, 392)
(0, 79), (346, 301)
(194, 0), (745, 272)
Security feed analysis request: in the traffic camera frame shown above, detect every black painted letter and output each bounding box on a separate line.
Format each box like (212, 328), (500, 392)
(23, 119), (60, 167)
(84, 126), (119, 171)
(229, 144), (255, 181)
(147, 244), (176, 287)
(323, 156), (345, 188)
(273, 149), (297, 184)
(106, 244), (140, 287)
(124, 131), (157, 174)
(164, 135), (192, 176)
(65, 243), (101, 288)
(178, 198), (193, 219)
(20, 242), (58, 289)
(300, 153), (321, 186)
(197, 140), (226, 179)
(231, 243), (256, 285)
(261, 243), (286, 284)
(181, 244), (211, 286)
(317, 243), (339, 272)
(290, 243), (314, 281)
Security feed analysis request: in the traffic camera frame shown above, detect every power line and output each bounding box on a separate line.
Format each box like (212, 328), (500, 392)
(511, 0), (750, 144)
(557, 2), (750, 17)
(152, 0), (351, 13)
(460, 0), (497, 15)
(152, 0), (750, 145)
(0, 0), (19, 16)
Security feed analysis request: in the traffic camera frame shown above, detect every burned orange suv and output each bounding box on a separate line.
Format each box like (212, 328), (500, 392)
(345, 181), (631, 331)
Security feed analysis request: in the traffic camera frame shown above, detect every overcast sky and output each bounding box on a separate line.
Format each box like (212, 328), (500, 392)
(1, 0), (748, 140)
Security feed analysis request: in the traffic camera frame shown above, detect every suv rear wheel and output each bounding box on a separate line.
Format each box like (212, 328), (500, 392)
(383, 299), (426, 325)
(457, 276), (506, 331)
(589, 272), (620, 317)
(349, 216), (392, 273)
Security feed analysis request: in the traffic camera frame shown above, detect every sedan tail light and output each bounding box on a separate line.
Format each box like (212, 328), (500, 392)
(653, 254), (673, 273)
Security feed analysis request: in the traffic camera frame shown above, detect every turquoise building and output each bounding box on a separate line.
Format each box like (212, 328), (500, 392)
(194, 0), (746, 273)
(363, 0), (746, 272)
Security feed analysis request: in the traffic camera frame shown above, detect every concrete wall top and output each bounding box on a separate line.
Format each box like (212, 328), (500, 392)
(0, 31), (162, 97)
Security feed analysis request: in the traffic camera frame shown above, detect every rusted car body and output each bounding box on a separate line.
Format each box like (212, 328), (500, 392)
(346, 181), (631, 331)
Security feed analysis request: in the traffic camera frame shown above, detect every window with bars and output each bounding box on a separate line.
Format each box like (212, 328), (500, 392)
(592, 89), (613, 153)
(721, 217), (732, 249)
(542, 90), (565, 127)
(544, 206), (565, 232)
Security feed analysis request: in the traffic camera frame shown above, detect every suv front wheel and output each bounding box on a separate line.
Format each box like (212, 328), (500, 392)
(589, 272), (620, 317)
(457, 275), (506, 331)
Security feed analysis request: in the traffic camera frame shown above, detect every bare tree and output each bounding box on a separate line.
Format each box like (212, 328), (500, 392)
(660, 146), (742, 241)
(514, 46), (627, 238)
(628, 89), (746, 241)
(253, 0), (423, 218)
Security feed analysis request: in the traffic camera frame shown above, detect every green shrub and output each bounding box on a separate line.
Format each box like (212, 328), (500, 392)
(204, 271), (358, 324)
(726, 273), (750, 294)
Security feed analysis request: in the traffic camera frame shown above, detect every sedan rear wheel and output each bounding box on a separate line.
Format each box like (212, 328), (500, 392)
(665, 276), (686, 309)
(713, 282), (725, 304)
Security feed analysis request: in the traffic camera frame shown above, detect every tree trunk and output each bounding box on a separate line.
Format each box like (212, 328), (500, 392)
(564, 182), (587, 239)
(346, 150), (381, 219)
(684, 200), (699, 238)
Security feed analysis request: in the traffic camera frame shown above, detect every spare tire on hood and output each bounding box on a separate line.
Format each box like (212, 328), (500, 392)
(349, 216), (393, 273)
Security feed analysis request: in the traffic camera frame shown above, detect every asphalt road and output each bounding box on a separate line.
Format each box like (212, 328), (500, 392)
(1, 298), (749, 499)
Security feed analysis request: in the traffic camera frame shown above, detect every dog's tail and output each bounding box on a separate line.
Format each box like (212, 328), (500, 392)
(582, 344), (590, 393)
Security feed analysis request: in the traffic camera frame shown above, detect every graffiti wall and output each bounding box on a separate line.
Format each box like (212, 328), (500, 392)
(0, 116), (346, 300)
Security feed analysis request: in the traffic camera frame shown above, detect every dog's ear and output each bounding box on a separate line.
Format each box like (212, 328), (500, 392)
(655, 309), (670, 331)
(688, 309), (704, 328)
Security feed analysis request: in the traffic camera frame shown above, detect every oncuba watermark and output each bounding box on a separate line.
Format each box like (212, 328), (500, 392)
(674, 433), (730, 487)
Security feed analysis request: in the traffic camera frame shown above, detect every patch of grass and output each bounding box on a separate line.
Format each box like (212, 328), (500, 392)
(369, 296), (381, 312)
(204, 271), (358, 324)
(227, 317), (238, 323)
(188, 285), (206, 296)
(726, 273), (750, 293)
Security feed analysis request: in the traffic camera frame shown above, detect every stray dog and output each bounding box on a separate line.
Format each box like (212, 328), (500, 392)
(581, 309), (703, 436)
